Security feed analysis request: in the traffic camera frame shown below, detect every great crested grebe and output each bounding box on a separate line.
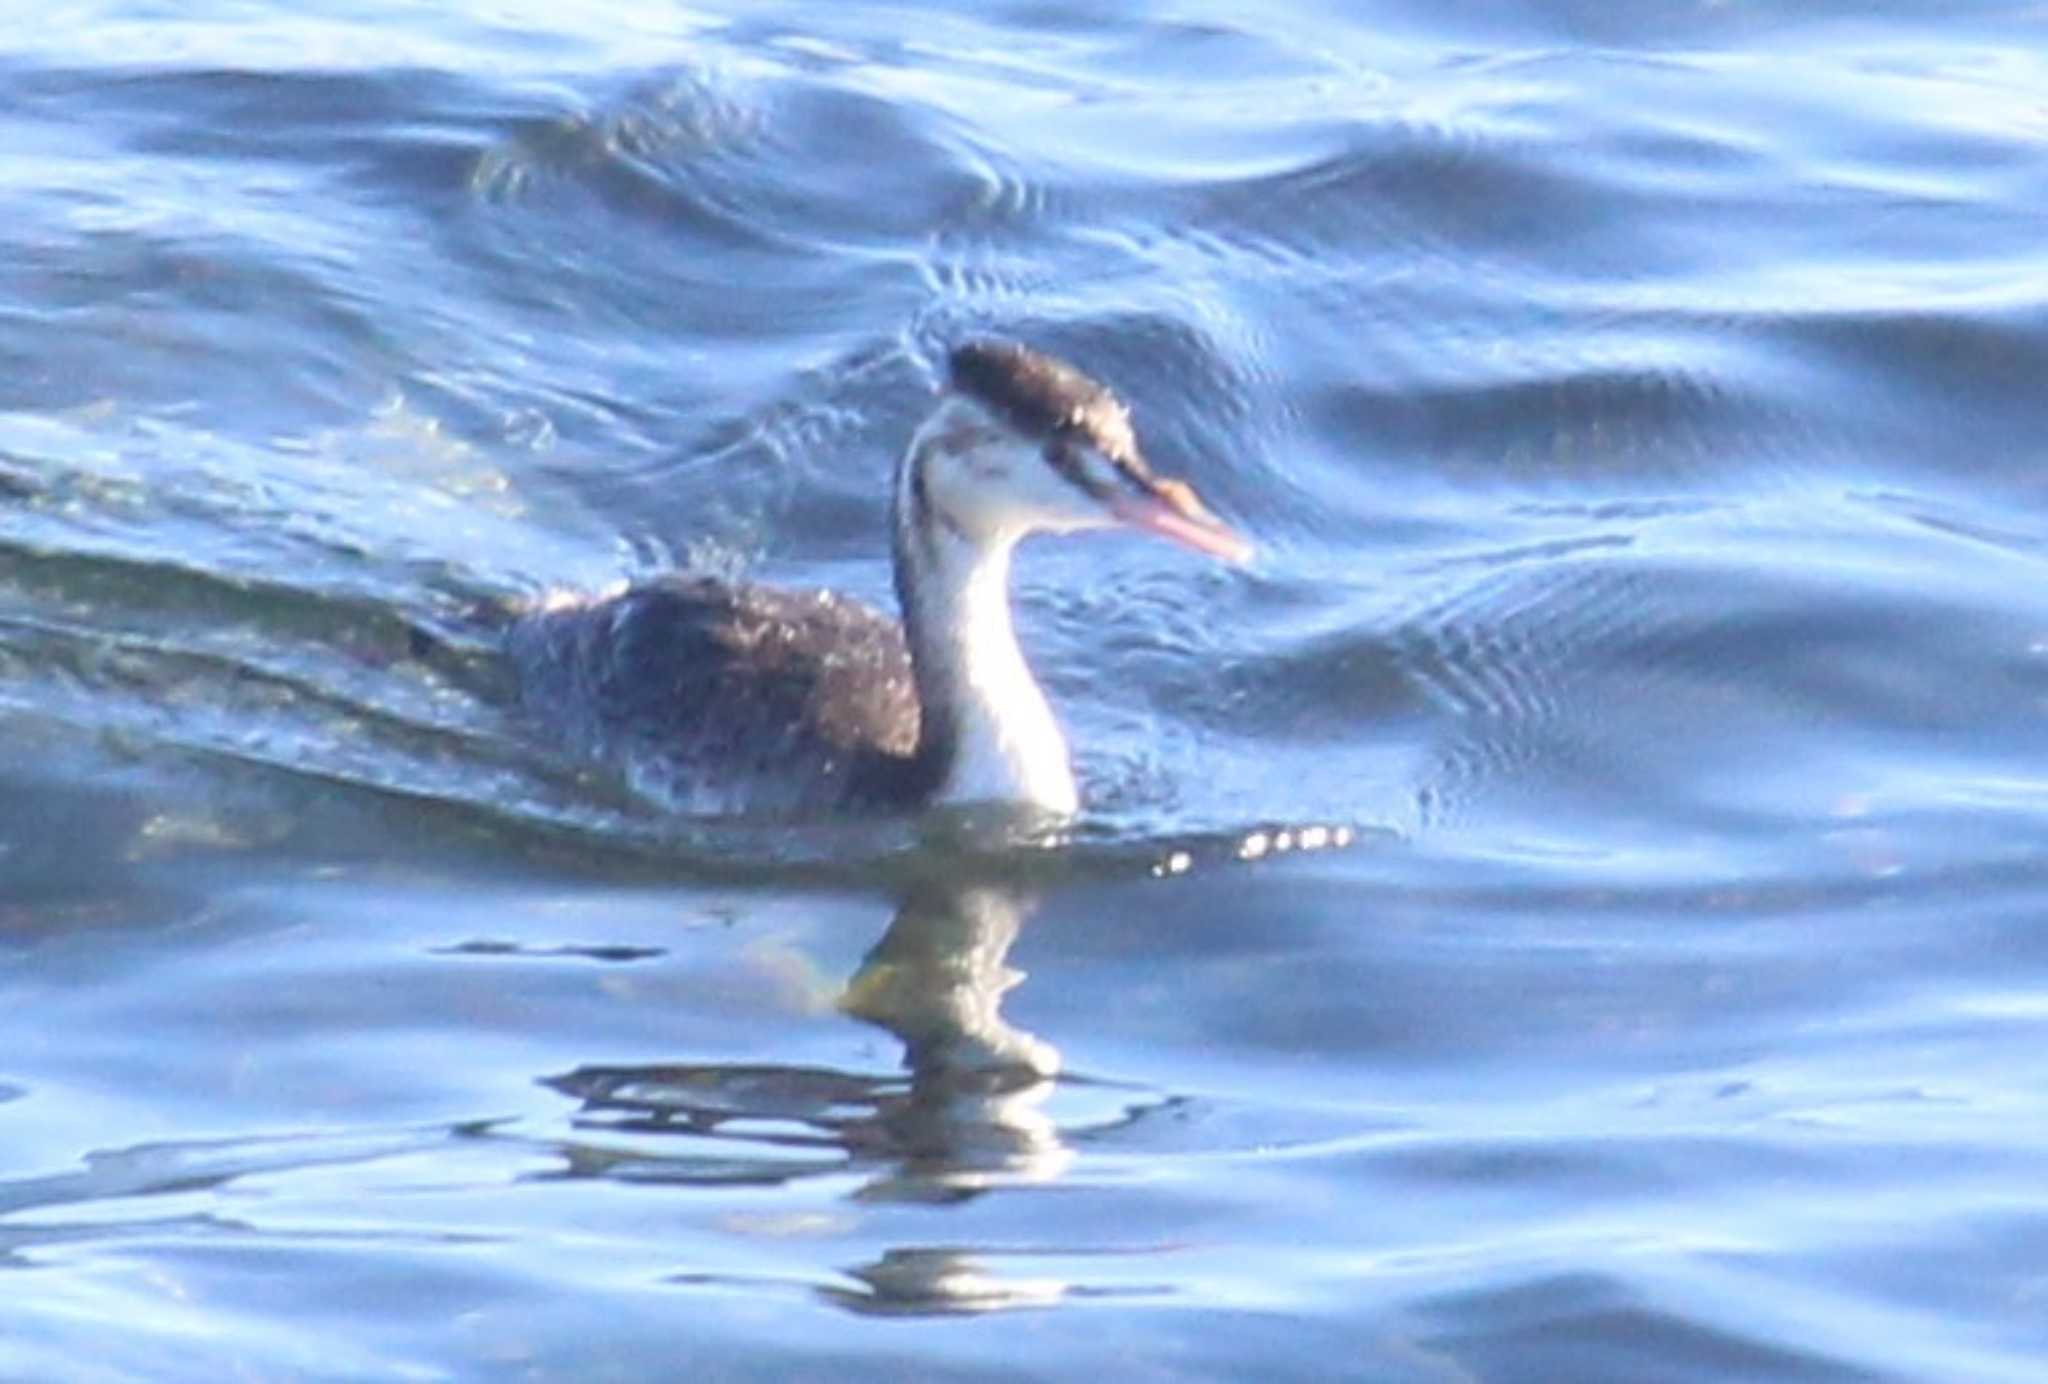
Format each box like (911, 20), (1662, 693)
(506, 340), (1250, 816)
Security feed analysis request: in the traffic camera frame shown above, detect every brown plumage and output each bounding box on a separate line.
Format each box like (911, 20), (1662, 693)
(507, 576), (937, 811)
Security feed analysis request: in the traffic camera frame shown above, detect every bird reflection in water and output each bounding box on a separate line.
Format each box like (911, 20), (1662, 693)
(540, 876), (1097, 1314)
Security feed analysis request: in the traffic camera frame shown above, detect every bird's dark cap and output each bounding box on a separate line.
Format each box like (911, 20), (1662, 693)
(948, 339), (1140, 465)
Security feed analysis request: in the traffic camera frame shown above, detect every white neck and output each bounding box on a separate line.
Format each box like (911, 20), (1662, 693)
(894, 412), (1079, 815)
(917, 530), (1077, 813)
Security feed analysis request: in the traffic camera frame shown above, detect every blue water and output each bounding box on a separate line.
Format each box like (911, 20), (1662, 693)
(6, 2), (2048, 1379)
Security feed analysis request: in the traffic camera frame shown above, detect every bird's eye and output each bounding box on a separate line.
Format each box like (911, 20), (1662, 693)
(1044, 432), (1102, 489)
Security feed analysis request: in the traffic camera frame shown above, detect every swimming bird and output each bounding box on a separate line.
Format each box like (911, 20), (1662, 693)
(506, 340), (1250, 816)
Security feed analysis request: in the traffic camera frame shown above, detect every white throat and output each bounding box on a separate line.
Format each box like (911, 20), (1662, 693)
(920, 529), (1077, 814)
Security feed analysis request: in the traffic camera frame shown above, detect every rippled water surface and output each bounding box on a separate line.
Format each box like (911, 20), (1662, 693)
(6, 2), (2048, 1379)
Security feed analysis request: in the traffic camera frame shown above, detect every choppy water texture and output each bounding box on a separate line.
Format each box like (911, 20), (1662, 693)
(5, 2), (2048, 1379)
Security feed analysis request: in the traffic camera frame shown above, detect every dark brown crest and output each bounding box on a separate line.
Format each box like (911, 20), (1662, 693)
(948, 340), (1143, 469)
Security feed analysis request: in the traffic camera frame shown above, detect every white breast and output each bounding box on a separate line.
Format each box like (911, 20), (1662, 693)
(932, 661), (1079, 814)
